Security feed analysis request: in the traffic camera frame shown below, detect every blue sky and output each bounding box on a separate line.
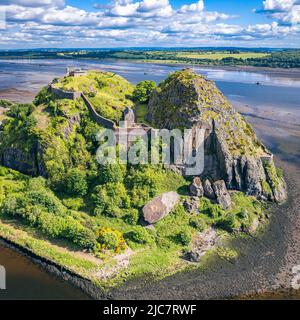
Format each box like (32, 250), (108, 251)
(0, 0), (300, 49)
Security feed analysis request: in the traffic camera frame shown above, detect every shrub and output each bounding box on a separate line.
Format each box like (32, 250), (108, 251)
(199, 198), (223, 219)
(92, 182), (130, 217)
(0, 99), (14, 108)
(176, 230), (192, 246)
(96, 227), (127, 252)
(0, 183), (96, 250)
(132, 80), (156, 103)
(63, 217), (97, 249)
(98, 163), (125, 184)
(25, 189), (66, 215)
(127, 167), (159, 207)
(62, 197), (84, 210)
(7, 103), (35, 119)
(65, 168), (88, 196)
(126, 226), (154, 244)
(216, 214), (241, 232)
(189, 216), (207, 232)
(1, 194), (22, 216)
(123, 208), (139, 225)
(38, 211), (66, 237)
(27, 177), (47, 190)
(33, 87), (53, 106)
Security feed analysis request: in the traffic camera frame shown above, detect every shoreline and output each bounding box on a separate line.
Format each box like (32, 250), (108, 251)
(105, 159), (300, 299)
(130, 59), (300, 78)
(0, 157), (299, 300)
(1, 56), (300, 78)
(0, 236), (106, 300)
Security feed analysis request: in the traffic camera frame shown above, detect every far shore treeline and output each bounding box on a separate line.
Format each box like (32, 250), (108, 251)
(0, 48), (300, 68)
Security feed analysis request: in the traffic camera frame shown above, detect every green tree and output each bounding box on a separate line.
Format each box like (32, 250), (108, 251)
(126, 226), (154, 244)
(99, 163), (125, 184)
(92, 182), (130, 217)
(132, 80), (156, 103)
(65, 168), (88, 196)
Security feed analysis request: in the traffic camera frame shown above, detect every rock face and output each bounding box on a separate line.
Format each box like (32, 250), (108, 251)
(185, 228), (218, 262)
(2, 147), (38, 176)
(189, 177), (204, 197)
(212, 180), (232, 210)
(203, 179), (215, 199)
(143, 191), (180, 224)
(183, 197), (199, 214)
(147, 68), (287, 203)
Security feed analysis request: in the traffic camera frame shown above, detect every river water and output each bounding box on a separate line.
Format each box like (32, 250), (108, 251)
(0, 59), (299, 299)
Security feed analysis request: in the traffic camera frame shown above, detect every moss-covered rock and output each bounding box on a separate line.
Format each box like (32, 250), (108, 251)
(146, 68), (287, 203)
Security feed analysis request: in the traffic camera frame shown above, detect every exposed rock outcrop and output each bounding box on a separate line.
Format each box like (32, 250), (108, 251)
(185, 228), (219, 262)
(143, 191), (180, 224)
(212, 180), (232, 210)
(146, 68), (287, 203)
(189, 177), (204, 197)
(203, 179), (215, 199)
(2, 147), (38, 176)
(183, 197), (199, 214)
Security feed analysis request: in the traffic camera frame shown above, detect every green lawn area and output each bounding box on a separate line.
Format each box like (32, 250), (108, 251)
(175, 52), (269, 60)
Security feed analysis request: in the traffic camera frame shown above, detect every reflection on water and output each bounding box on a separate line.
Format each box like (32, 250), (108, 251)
(0, 241), (90, 300)
(194, 68), (300, 87)
(0, 59), (299, 118)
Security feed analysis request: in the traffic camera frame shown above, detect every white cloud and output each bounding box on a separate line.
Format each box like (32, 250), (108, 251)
(263, 0), (296, 12)
(178, 0), (204, 14)
(259, 0), (300, 25)
(0, 0), (299, 48)
(272, 5), (300, 24)
(106, 0), (173, 18)
(1, 0), (65, 7)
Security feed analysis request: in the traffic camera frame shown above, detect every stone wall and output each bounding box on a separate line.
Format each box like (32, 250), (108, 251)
(49, 85), (81, 100)
(81, 93), (115, 130)
(49, 85), (115, 130)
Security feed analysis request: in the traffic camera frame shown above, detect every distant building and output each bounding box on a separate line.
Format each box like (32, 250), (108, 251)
(66, 67), (87, 77)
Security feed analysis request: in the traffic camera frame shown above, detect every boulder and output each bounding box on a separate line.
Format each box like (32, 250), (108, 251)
(212, 180), (232, 210)
(143, 191), (180, 224)
(189, 177), (204, 197)
(185, 228), (218, 262)
(203, 179), (215, 199)
(183, 197), (199, 214)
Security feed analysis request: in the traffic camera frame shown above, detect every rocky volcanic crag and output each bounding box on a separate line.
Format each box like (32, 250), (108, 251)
(146, 69), (287, 203)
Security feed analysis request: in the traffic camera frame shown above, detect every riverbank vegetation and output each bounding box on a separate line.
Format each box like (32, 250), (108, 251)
(1, 48), (300, 68)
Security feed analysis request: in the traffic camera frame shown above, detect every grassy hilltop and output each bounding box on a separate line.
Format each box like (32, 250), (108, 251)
(53, 71), (134, 122)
